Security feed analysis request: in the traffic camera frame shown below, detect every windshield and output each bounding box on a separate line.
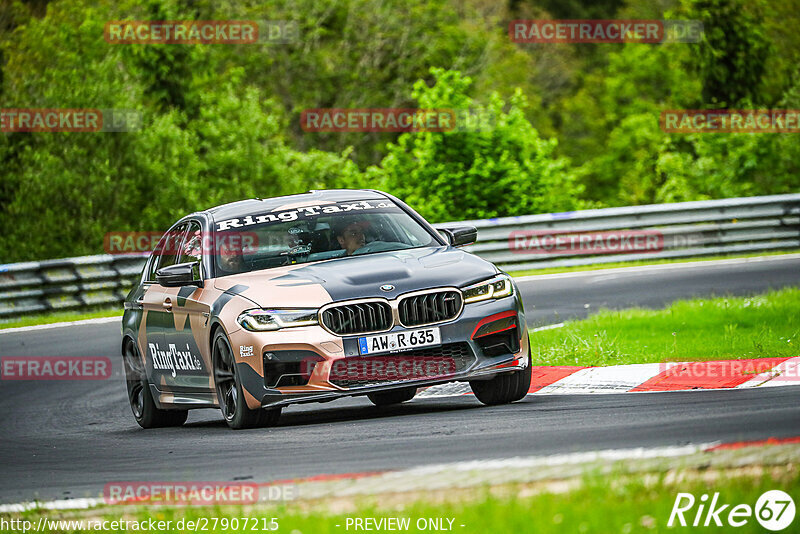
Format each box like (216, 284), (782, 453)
(212, 199), (438, 275)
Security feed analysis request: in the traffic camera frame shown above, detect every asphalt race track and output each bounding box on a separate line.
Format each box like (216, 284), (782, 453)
(1, 255), (799, 504)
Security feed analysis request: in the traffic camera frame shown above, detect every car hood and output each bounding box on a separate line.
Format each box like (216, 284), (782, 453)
(212, 246), (498, 308)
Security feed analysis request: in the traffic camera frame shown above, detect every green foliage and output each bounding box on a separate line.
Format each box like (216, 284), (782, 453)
(557, 1), (799, 206)
(560, 43), (701, 202)
(375, 69), (581, 222)
(0, 0), (799, 262)
(653, 130), (800, 203)
(685, 0), (774, 107)
(0, 0), (359, 261)
(228, 0), (517, 167)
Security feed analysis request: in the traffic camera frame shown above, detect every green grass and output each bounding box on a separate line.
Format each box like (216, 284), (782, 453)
(10, 465), (797, 533)
(509, 250), (799, 277)
(140, 470), (800, 534)
(0, 308), (122, 330)
(530, 287), (800, 367)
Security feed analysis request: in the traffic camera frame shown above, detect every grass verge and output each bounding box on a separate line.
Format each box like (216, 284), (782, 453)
(509, 250), (799, 277)
(8, 460), (797, 533)
(529, 287), (800, 366)
(137, 469), (800, 534)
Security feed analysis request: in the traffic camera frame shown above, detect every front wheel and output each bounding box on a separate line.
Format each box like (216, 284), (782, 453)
(123, 339), (188, 428)
(212, 330), (281, 430)
(469, 353), (532, 406)
(367, 386), (417, 406)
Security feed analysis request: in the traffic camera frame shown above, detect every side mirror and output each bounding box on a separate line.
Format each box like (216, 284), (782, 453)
(438, 226), (477, 247)
(156, 262), (203, 287)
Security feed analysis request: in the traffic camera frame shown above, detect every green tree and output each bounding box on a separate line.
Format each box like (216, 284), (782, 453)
(0, 0), (359, 262)
(560, 43), (700, 203)
(374, 68), (581, 222)
(686, 0), (773, 107)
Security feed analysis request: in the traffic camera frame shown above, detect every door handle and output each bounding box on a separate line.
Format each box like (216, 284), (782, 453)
(162, 298), (173, 311)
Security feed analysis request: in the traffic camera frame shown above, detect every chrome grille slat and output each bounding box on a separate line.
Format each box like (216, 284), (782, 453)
(378, 304), (387, 327)
(336, 308), (345, 331)
(355, 304), (365, 328)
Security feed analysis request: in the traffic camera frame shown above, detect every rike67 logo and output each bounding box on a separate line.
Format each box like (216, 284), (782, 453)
(669, 490), (795, 531)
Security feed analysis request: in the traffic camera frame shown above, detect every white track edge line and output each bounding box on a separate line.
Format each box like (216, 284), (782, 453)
(530, 322), (565, 332)
(513, 253), (800, 282)
(0, 316), (122, 334)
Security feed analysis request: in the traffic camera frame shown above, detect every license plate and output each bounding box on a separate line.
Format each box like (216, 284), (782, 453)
(358, 327), (441, 355)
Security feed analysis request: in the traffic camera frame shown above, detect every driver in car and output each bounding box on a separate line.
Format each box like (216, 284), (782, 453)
(217, 238), (245, 273)
(335, 218), (368, 256)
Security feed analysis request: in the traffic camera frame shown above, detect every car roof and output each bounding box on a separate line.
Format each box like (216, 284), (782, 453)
(203, 189), (390, 221)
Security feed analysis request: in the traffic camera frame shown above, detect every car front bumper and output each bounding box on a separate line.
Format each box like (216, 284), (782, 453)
(228, 293), (529, 409)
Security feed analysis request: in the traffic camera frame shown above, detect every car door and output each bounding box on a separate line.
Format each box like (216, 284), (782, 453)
(162, 219), (214, 394)
(141, 223), (187, 394)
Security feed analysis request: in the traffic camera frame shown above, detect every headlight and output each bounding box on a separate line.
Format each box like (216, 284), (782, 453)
(237, 309), (318, 331)
(461, 274), (514, 304)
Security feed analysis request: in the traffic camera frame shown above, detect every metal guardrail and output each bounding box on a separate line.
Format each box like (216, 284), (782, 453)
(1, 194), (798, 318)
(447, 193), (800, 271)
(0, 255), (147, 318)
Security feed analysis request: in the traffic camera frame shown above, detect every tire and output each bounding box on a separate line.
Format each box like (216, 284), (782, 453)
(123, 339), (188, 428)
(367, 386), (417, 406)
(469, 352), (532, 406)
(212, 329), (281, 430)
